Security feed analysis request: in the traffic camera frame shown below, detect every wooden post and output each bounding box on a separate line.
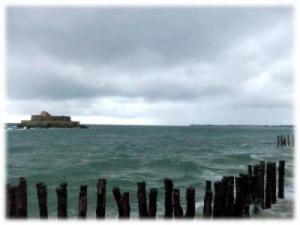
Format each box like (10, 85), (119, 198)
(213, 181), (224, 218)
(173, 189), (183, 218)
(278, 160), (285, 198)
(78, 185), (87, 218)
(120, 192), (130, 218)
(224, 177), (234, 217)
(112, 187), (122, 217)
(148, 188), (157, 218)
(56, 183), (67, 218)
(137, 181), (148, 218)
(265, 163), (273, 209)
(7, 185), (17, 218)
(270, 162), (277, 204)
(96, 178), (106, 218)
(203, 190), (213, 218)
(282, 136), (287, 146)
(234, 177), (242, 217)
(239, 174), (249, 217)
(287, 135), (290, 146)
(260, 161), (265, 209)
(36, 183), (48, 218)
(185, 187), (195, 218)
(277, 136), (280, 146)
(16, 177), (27, 218)
(164, 178), (173, 218)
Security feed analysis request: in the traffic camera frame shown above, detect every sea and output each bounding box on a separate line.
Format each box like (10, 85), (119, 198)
(6, 124), (294, 219)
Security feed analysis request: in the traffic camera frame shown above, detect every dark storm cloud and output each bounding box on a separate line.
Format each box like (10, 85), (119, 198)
(5, 7), (294, 124)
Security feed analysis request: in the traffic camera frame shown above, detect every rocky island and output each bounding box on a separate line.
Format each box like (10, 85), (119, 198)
(18, 111), (88, 129)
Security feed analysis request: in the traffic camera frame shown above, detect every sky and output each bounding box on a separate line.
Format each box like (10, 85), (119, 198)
(5, 6), (294, 125)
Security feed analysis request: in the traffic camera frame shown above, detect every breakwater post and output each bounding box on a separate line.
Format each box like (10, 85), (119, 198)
(277, 135), (294, 147)
(278, 160), (285, 199)
(96, 178), (106, 218)
(164, 178), (173, 218)
(173, 189), (183, 218)
(203, 180), (213, 218)
(78, 185), (87, 218)
(148, 188), (157, 217)
(137, 181), (148, 218)
(56, 183), (67, 218)
(36, 182), (48, 218)
(185, 187), (195, 218)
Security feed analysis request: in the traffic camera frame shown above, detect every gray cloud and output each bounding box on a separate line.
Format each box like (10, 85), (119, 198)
(5, 6), (294, 125)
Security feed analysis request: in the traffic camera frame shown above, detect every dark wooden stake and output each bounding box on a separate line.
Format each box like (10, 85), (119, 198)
(56, 183), (67, 218)
(213, 181), (224, 218)
(185, 187), (195, 218)
(164, 178), (173, 218)
(7, 185), (17, 218)
(78, 185), (87, 218)
(270, 162), (277, 204)
(137, 181), (148, 218)
(120, 192), (130, 218)
(203, 190), (213, 218)
(96, 178), (106, 218)
(112, 187), (122, 217)
(148, 188), (157, 218)
(265, 162), (273, 209)
(173, 189), (183, 218)
(278, 160), (285, 199)
(225, 178), (234, 217)
(16, 177), (27, 218)
(36, 182), (48, 218)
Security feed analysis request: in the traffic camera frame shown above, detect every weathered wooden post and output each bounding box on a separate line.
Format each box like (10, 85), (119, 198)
(7, 185), (17, 218)
(148, 188), (157, 218)
(270, 162), (277, 204)
(224, 177), (234, 217)
(234, 177), (242, 217)
(56, 183), (68, 218)
(240, 174), (249, 217)
(120, 192), (130, 218)
(137, 181), (148, 218)
(164, 178), (173, 218)
(96, 178), (106, 218)
(173, 189), (183, 218)
(277, 136), (280, 147)
(78, 185), (87, 218)
(265, 163), (273, 209)
(213, 181), (224, 218)
(185, 187), (195, 218)
(287, 135), (290, 146)
(283, 136), (287, 146)
(16, 177), (27, 218)
(112, 187), (122, 217)
(278, 160), (285, 199)
(203, 180), (213, 218)
(36, 183), (48, 218)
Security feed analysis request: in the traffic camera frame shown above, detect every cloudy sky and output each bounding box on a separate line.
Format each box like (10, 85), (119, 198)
(5, 6), (293, 125)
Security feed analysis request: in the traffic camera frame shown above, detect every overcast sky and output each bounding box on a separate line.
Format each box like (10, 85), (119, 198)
(5, 6), (293, 125)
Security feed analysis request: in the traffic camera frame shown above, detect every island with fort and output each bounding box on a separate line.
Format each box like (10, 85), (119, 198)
(17, 111), (88, 129)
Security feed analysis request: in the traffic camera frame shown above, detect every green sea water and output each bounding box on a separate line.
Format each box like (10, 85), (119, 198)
(6, 125), (294, 218)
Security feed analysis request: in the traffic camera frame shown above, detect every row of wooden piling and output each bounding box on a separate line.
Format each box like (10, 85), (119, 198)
(277, 135), (294, 147)
(6, 160), (286, 219)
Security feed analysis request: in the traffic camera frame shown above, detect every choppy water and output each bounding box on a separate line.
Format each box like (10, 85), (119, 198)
(6, 125), (294, 218)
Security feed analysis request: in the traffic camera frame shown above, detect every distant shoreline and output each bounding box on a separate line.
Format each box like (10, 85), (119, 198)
(5, 123), (294, 128)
